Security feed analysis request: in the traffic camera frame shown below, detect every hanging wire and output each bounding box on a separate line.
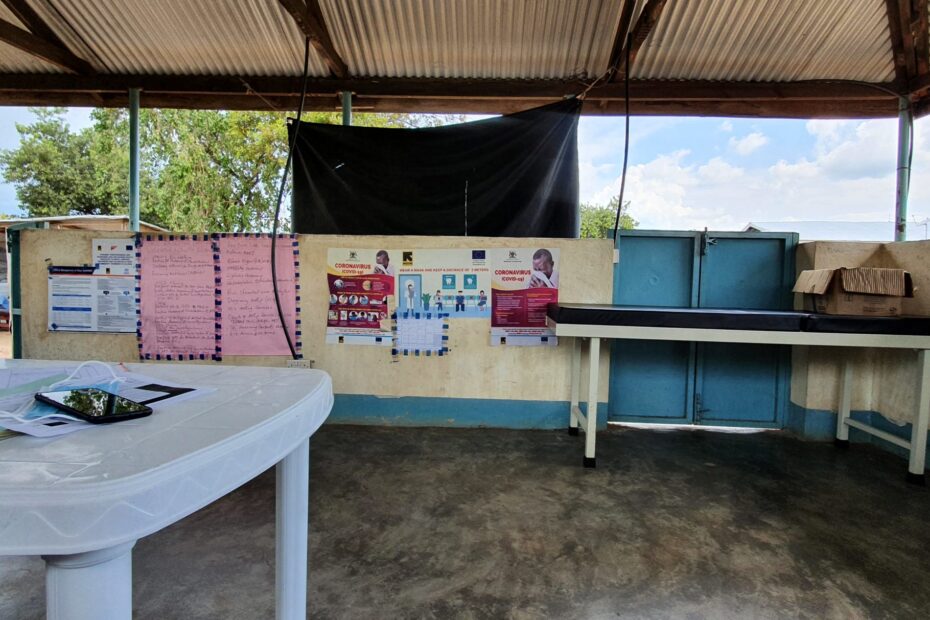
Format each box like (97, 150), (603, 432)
(611, 32), (633, 241)
(270, 36), (311, 360)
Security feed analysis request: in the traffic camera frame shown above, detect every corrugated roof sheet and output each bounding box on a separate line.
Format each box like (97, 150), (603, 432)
(634, 0), (895, 82)
(0, 3), (63, 73)
(319, 0), (625, 79)
(41, 0), (330, 76)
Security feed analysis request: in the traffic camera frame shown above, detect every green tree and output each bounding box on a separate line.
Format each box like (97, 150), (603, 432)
(580, 196), (637, 238)
(0, 108), (126, 218)
(0, 108), (464, 232)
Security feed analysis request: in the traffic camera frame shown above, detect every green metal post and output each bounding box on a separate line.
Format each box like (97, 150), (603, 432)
(341, 90), (352, 126)
(7, 222), (46, 359)
(895, 96), (912, 242)
(129, 88), (141, 232)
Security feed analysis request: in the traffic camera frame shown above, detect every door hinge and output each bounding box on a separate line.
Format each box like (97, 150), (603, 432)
(700, 227), (717, 256)
(695, 393), (711, 419)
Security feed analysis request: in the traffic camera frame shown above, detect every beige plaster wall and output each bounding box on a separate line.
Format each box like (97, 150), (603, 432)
(20, 229), (613, 403)
(791, 240), (930, 424)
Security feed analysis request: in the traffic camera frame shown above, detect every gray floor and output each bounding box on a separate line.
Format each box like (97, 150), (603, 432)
(2, 425), (930, 619)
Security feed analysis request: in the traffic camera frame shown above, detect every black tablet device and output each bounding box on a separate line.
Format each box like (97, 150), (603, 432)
(35, 388), (153, 424)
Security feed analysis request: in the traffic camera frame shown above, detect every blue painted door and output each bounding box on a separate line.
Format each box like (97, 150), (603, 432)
(695, 234), (795, 427)
(609, 232), (699, 422)
(608, 231), (797, 428)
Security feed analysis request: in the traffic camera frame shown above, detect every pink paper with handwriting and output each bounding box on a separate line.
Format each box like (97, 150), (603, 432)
(139, 238), (217, 359)
(218, 235), (298, 356)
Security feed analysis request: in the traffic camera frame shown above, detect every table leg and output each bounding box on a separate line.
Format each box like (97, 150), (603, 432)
(584, 337), (600, 468)
(569, 337), (581, 436)
(908, 350), (930, 485)
(276, 437), (310, 620)
(835, 357), (852, 447)
(43, 541), (135, 620)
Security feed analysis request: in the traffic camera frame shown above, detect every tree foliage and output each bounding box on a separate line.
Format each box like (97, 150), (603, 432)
(580, 196), (637, 238)
(0, 108), (463, 232)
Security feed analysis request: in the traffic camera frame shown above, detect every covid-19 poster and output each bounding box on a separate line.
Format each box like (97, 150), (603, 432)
(489, 247), (560, 346)
(326, 248), (396, 345)
(326, 246), (558, 347)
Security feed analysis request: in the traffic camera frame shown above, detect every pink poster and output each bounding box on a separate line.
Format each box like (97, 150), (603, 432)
(489, 247), (559, 346)
(138, 235), (219, 360)
(217, 234), (300, 356)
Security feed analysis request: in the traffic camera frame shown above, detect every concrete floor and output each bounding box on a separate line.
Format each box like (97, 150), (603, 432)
(2, 424), (930, 619)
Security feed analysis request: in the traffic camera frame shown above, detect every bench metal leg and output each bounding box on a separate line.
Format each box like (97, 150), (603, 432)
(584, 337), (600, 468)
(835, 357), (852, 447)
(569, 337), (581, 435)
(908, 350), (930, 485)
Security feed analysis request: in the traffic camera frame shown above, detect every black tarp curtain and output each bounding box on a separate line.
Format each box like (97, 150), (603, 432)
(290, 98), (582, 237)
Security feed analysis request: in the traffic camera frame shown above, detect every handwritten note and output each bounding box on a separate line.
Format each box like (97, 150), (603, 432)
(218, 235), (298, 356)
(138, 237), (218, 360)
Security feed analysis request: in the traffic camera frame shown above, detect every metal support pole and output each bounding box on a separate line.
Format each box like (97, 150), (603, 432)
(894, 96), (912, 242)
(341, 90), (352, 126)
(128, 88), (141, 233)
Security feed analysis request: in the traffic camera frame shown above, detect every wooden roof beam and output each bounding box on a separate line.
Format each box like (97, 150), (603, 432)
(885, 0), (912, 87)
(0, 18), (92, 74)
(605, 0), (637, 79)
(912, 0), (929, 79)
(278, 0), (348, 78)
(1, 0), (63, 45)
(612, 0), (668, 82)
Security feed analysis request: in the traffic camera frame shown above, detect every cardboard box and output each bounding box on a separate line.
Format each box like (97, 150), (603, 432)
(792, 267), (913, 316)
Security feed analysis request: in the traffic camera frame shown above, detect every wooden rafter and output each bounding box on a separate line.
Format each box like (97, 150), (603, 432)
(278, 0), (348, 78)
(612, 0), (668, 81)
(912, 0), (929, 79)
(885, 0), (911, 87)
(0, 18), (91, 74)
(605, 0), (637, 78)
(1, 0), (61, 45)
(0, 73), (899, 118)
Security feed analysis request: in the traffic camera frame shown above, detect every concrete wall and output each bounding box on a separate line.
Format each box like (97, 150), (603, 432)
(791, 240), (930, 426)
(20, 230), (613, 426)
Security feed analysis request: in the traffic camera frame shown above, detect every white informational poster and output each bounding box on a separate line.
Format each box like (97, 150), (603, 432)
(48, 266), (136, 333)
(92, 238), (136, 275)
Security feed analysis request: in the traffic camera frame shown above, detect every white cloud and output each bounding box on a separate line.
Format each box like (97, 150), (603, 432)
(728, 132), (769, 156)
(698, 157), (743, 183)
(581, 116), (930, 231)
(719, 120), (733, 132)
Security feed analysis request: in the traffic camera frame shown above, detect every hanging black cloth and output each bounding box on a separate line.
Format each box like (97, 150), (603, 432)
(290, 98), (581, 237)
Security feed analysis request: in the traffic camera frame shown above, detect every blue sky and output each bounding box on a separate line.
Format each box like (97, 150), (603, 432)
(0, 107), (927, 233)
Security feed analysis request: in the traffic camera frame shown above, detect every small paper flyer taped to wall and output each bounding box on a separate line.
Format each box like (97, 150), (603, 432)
(489, 247), (559, 346)
(326, 248), (396, 346)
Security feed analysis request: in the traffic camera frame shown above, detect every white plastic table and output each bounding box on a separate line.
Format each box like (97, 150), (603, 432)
(0, 361), (333, 620)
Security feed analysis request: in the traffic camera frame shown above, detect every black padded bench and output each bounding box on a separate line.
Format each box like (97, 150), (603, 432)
(546, 303), (930, 483)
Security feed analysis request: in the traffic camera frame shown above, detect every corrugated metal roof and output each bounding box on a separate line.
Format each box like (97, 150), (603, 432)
(42, 0), (330, 76)
(0, 41), (61, 73)
(0, 3), (63, 73)
(319, 0), (625, 79)
(634, 0), (895, 83)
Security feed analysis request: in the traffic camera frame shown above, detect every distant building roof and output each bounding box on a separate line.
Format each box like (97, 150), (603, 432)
(743, 221), (930, 242)
(0, 214), (166, 233)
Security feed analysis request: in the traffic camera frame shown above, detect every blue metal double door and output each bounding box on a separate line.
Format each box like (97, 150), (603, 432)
(610, 231), (798, 427)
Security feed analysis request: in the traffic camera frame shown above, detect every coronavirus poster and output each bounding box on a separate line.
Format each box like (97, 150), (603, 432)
(326, 248), (396, 345)
(489, 247), (560, 346)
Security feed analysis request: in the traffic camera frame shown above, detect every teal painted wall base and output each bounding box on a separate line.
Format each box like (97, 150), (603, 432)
(788, 402), (928, 470)
(329, 394), (609, 430)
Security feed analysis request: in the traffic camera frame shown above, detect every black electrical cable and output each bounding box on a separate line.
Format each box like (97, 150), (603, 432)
(270, 36), (311, 360)
(611, 32), (632, 241)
